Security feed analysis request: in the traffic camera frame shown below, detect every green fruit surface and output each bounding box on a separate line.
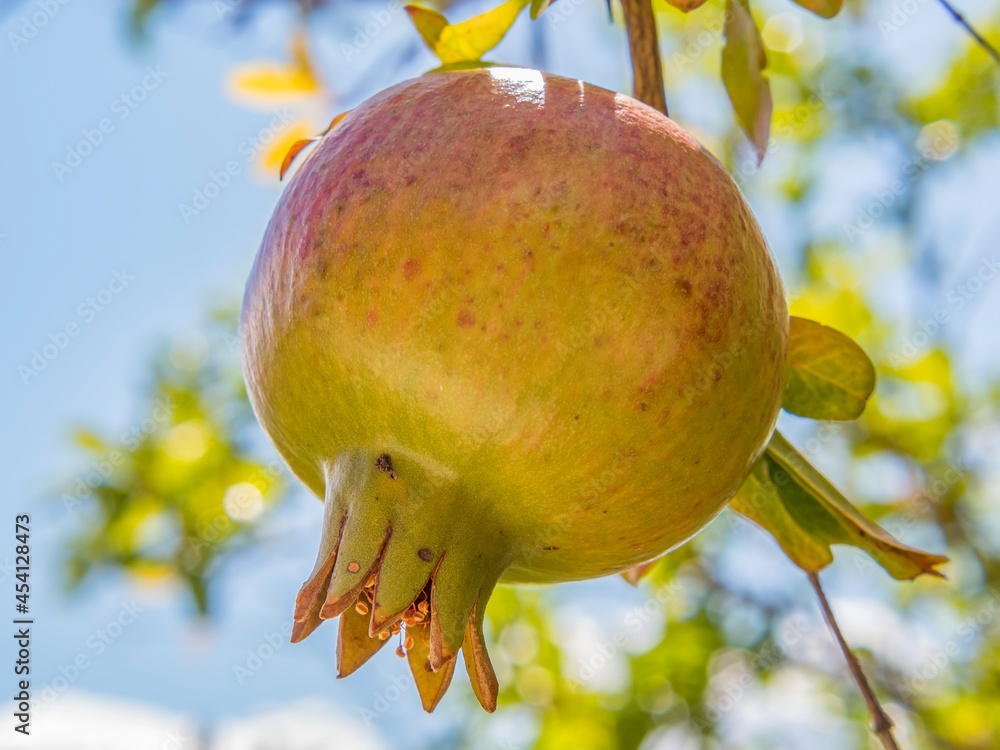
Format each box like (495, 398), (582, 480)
(242, 67), (789, 586)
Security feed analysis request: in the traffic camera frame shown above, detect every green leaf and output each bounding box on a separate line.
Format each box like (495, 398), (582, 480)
(783, 316), (876, 421)
(406, 0), (530, 65)
(721, 0), (772, 162)
(788, 0), (843, 18)
(732, 431), (948, 580)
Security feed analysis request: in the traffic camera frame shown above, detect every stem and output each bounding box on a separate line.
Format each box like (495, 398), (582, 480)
(807, 571), (901, 750)
(935, 0), (1000, 66)
(619, 0), (668, 116)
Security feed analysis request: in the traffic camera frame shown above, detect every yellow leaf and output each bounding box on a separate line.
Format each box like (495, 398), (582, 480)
(406, 0), (530, 65)
(226, 31), (319, 106)
(406, 5), (450, 49)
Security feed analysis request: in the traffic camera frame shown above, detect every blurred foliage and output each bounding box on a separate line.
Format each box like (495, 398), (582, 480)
(61, 0), (1000, 747)
(58, 312), (285, 614)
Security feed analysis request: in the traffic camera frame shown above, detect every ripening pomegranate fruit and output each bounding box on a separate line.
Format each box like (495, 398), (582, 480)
(241, 67), (788, 712)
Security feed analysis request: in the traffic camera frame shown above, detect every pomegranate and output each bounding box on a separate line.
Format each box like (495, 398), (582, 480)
(241, 67), (788, 712)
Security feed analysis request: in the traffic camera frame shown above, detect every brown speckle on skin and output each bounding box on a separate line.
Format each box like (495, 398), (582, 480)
(638, 402), (648, 411)
(347, 562), (361, 573)
(457, 309), (475, 328)
(418, 548), (434, 562)
(541, 546), (559, 551)
(375, 453), (397, 479)
(675, 279), (692, 297)
(402, 260), (421, 280)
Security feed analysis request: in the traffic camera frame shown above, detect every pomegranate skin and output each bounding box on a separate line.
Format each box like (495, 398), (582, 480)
(242, 67), (788, 588)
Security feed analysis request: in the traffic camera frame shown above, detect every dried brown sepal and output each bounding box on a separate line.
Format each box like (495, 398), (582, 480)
(407, 622), (457, 712)
(290, 514), (345, 641)
(461, 599), (498, 713)
(620, 559), (658, 586)
(291, 604), (325, 643)
(336, 595), (389, 678)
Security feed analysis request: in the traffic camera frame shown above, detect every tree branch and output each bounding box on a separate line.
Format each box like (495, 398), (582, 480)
(935, 0), (1000, 67)
(808, 571), (901, 750)
(619, 0), (668, 117)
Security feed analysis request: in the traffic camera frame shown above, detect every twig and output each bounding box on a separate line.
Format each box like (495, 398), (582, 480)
(935, 0), (1000, 67)
(807, 571), (901, 750)
(619, 0), (668, 116)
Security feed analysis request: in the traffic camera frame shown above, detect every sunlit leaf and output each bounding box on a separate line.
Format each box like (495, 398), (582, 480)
(227, 62), (318, 104)
(721, 0), (772, 161)
(406, 5), (450, 49)
(226, 30), (319, 106)
(406, 0), (530, 64)
(783, 316), (876, 420)
(788, 0), (843, 19)
(732, 431), (948, 580)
